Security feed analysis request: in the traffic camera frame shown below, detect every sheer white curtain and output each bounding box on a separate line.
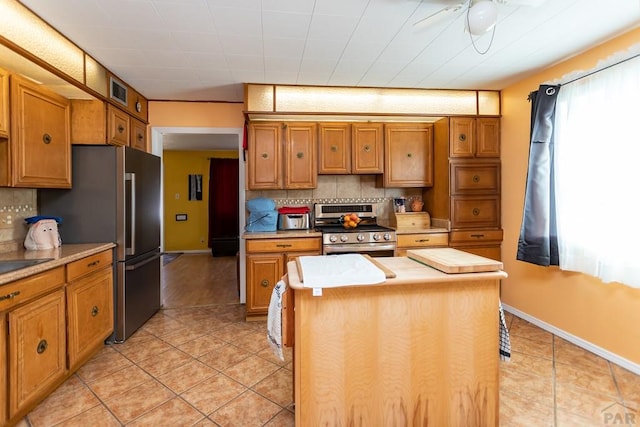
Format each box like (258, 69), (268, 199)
(554, 55), (640, 287)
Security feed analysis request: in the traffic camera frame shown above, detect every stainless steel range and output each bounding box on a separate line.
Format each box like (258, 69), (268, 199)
(314, 202), (396, 257)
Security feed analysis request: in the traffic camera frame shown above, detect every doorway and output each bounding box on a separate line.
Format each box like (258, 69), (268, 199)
(151, 126), (246, 305)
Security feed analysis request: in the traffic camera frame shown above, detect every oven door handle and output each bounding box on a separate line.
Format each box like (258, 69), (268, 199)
(324, 243), (397, 253)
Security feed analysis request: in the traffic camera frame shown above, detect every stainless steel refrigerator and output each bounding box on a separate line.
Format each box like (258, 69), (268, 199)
(38, 145), (161, 342)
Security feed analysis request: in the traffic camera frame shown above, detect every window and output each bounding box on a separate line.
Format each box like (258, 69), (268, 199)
(554, 55), (640, 287)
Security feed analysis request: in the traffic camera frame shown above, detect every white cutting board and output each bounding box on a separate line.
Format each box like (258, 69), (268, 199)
(407, 248), (503, 273)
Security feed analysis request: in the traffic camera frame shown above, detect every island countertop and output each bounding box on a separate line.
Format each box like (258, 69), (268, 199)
(0, 243), (116, 285)
(286, 255), (507, 289)
(284, 251), (506, 426)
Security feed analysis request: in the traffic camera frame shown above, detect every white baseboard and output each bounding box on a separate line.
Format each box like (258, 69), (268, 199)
(172, 249), (210, 254)
(502, 303), (640, 375)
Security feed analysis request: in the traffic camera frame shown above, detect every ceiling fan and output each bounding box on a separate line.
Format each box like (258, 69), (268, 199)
(413, 0), (547, 53)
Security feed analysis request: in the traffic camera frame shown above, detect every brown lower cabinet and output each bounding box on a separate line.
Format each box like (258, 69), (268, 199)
(245, 237), (321, 319)
(0, 249), (114, 427)
(449, 229), (503, 261)
(8, 289), (66, 418)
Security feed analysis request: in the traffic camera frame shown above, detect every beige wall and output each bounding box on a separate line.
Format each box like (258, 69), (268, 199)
(149, 101), (245, 128)
(501, 28), (640, 364)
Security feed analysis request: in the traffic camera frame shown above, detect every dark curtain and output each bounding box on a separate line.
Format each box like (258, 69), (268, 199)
(208, 158), (239, 245)
(516, 85), (561, 266)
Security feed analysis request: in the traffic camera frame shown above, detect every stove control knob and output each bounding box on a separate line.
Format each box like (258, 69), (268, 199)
(383, 233), (392, 241)
(340, 235), (349, 242)
(329, 235), (338, 243)
(372, 233), (381, 241)
(357, 233), (365, 241)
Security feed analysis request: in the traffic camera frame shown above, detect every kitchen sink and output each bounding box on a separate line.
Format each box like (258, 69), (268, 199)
(0, 258), (54, 274)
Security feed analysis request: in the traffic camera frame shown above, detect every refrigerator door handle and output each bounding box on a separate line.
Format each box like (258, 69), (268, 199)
(125, 252), (161, 271)
(126, 172), (136, 256)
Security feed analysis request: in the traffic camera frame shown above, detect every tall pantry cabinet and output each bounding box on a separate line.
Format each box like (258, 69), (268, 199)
(425, 117), (503, 260)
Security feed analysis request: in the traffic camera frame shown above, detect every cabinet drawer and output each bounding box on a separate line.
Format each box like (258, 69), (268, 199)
(450, 161), (500, 194)
(246, 238), (321, 253)
(397, 233), (448, 248)
(0, 267), (65, 312)
(450, 196), (500, 229)
(449, 229), (503, 245)
(66, 250), (113, 282)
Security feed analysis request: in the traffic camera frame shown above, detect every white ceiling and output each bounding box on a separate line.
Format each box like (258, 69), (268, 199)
(19, 0), (640, 104)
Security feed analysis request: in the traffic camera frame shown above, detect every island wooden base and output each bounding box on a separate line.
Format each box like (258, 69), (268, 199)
(293, 278), (500, 426)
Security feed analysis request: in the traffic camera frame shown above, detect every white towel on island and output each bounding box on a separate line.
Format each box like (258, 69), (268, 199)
(267, 275), (287, 361)
(298, 254), (386, 288)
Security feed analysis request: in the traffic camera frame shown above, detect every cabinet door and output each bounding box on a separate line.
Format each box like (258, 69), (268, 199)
(476, 117), (500, 157)
(107, 104), (130, 146)
(449, 117), (475, 158)
(0, 67), (8, 138)
(352, 123), (383, 174)
(246, 254), (283, 315)
(248, 122), (282, 189)
(284, 122), (317, 189)
(67, 267), (114, 370)
(8, 289), (66, 417)
(9, 75), (71, 188)
(318, 123), (350, 174)
(383, 124), (433, 187)
(130, 117), (147, 151)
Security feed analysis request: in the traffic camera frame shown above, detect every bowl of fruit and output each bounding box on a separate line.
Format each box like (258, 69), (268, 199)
(340, 213), (361, 229)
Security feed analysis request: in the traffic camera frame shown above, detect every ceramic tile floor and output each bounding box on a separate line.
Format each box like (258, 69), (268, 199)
(19, 307), (640, 426)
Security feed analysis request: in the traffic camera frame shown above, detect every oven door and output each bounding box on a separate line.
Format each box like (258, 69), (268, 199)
(323, 243), (396, 257)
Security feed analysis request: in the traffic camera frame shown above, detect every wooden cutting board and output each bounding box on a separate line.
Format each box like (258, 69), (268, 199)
(407, 248), (503, 274)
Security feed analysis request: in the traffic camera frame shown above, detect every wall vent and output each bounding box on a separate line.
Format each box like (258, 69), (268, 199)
(110, 76), (128, 107)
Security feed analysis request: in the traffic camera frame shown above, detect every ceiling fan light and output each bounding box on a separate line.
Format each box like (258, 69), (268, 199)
(467, 1), (498, 35)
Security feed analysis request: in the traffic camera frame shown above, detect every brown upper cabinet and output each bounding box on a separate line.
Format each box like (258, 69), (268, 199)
(247, 121), (317, 190)
(130, 117), (147, 152)
(318, 122), (383, 174)
(0, 67), (8, 138)
(382, 123), (433, 187)
(70, 99), (148, 151)
(449, 117), (500, 158)
(2, 74), (71, 188)
(318, 123), (351, 174)
(107, 104), (130, 147)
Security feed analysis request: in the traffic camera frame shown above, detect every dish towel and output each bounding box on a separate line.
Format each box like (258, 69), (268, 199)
(499, 301), (511, 361)
(267, 275), (287, 361)
(298, 254), (386, 288)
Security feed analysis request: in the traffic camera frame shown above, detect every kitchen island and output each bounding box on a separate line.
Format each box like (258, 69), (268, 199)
(285, 254), (507, 426)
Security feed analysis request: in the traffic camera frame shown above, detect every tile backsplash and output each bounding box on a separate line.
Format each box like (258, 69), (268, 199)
(245, 175), (423, 222)
(0, 188), (37, 253)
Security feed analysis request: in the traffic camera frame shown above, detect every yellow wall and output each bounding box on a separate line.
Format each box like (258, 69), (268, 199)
(163, 150), (238, 251)
(148, 100), (245, 252)
(501, 28), (640, 364)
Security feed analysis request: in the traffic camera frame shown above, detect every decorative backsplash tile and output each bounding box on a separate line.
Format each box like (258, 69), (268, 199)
(245, 175), (423, 222)
(0, 188), (37, 252)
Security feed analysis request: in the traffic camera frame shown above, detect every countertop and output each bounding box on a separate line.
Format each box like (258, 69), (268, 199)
(243, 229), (322, 239)
(243, 226), (449, 239)
(394, 227), (449, 234)
(286, 255), (507, 290)
(0, 243), (116, 285)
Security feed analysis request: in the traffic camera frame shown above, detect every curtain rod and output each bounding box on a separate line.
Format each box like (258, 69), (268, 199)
(561, 51), (640, 87)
